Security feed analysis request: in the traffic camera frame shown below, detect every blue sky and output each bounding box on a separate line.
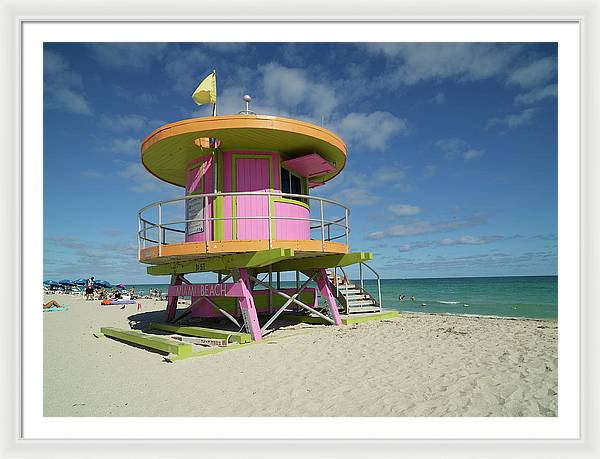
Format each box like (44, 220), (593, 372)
(43, 42), (557, 284)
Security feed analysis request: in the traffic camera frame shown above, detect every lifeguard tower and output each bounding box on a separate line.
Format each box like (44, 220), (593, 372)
(135, 94), (383, 342)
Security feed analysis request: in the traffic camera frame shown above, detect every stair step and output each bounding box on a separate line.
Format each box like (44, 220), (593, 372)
(346, 299), (376, 306)
(347, 307), (381, 314)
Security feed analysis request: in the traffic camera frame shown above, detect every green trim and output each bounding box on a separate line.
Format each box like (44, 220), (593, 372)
(214, 150), (225, 240)
(100, 327), (193, 357)
(164, 330), (313, 362)
(273, 197), (310, 210)
(281, 314), (329, 325)
(186, 160), (206, 237)
(282, 310), (399, 325)
(146, 248), (295, 275)
(149, 323), (251, 344)
(231, 153), (275, 240)
(341, 311), (399, 324)
(266, 252), (373, 273)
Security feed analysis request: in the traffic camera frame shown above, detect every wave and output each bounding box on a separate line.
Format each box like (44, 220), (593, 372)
(437, 300), (461, 304)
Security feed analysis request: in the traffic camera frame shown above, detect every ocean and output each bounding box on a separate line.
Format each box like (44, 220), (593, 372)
(126, 275), (557, 320)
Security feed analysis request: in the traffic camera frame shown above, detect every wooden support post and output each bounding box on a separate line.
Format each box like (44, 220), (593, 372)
(316, 268), (342, 326)
(166, 274), (184, 322)
(234, 269), (262, 341)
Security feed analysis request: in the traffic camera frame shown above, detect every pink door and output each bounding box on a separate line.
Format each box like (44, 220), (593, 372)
(235, 158), (271, 240)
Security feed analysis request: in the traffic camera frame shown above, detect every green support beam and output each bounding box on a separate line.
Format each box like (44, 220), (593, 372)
(100, 327), (193, 357)
(283, 310), (399, 325)
(149, 322), (251, 344)
(263, 251), (373, 273)
(147, 248), (295, 275)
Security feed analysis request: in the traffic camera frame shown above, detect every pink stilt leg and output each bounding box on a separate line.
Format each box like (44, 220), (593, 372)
(236, 269), (262, 341)
(166, 274), (183, 322)
(317, 268), (342, 325)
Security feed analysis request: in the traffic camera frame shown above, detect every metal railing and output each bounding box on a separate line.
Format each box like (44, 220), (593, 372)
(137, 191), (350, 259)
(333, 263), (382, 311)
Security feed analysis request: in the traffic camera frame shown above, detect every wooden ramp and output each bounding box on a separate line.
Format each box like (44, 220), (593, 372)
(100, 327), (193, 358)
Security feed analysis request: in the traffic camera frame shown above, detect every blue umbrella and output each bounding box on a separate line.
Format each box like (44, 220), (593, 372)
(43, 280), (61, 287)
(93, 280), (112, 288)
(73, 278), (87, 286)
(59, 279), (75, 286)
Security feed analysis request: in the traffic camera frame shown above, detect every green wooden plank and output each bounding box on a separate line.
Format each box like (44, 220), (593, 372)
(149, 322), (251, 344)
(280, 314), (330, 325)
(265, 252), (373, 273)
(147, 248), (294, 275)
(341, 311), (400, 324)
(100, 327), (193, 357)
(279, 311), (399, 325)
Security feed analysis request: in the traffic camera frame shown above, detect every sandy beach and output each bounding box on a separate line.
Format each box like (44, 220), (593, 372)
(43, 293), (557, 417)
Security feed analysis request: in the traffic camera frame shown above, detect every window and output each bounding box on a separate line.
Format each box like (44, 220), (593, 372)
(280, 167), (305, 203)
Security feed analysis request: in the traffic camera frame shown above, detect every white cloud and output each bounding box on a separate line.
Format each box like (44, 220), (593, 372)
(514, 83), (558, 105)
(423, 165), (437, 178)
(487, 108), (538, 130)
(260, 63), (338, 118)
(506, 56), (557, 89)
(110, 137), (140, 155)
(44, 49), (92, 115)
(388, 204), (422, 217)
(164, 46), (213, 92)
(330, 187), (379, 206)
(81, 170), (104, 179)
(435, 138), (468, 157)
(336, 111), (410, 151)
(432, 91), (446, 104)
(439, 235), (503, 246)
(365, 43), (520, 86)
(88, 43), (167, 70)
(367, 216), (485, 240)
(435, 138), (484, 161)
(202, 43), (248, 53)
(118, 162), (171, 193)
(372, 167), (406, 183)
(100, 114), (165, 133)
(463, 149), (484, 161)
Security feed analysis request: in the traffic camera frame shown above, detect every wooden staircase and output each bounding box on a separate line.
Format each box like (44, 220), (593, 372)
(326, 270), (381, 314)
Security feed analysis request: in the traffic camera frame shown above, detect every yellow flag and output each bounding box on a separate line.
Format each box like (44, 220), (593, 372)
(192, 71), (217, 105)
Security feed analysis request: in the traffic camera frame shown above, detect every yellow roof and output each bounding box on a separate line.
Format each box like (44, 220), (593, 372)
(141, 114), (347, 187)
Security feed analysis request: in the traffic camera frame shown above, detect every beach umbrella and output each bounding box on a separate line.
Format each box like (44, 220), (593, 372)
(93, 280), (111, 288)
(73, 278), (87, 286)
(43, 280), (61, 287)
(117, 283), (126, 289)
(59, 279), (75, 286)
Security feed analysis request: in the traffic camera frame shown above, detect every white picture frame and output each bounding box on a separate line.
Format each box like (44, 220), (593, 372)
(2, 0), (598, 457)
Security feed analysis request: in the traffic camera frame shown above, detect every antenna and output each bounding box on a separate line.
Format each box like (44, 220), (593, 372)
(239, 94), (256, 115)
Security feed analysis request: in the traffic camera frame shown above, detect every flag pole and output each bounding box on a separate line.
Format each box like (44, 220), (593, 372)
(212, 69), (217, 117)
(211, 70), (218, 202)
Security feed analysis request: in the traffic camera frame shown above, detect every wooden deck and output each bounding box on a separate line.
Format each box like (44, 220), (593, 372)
(139, 239), (349, 264)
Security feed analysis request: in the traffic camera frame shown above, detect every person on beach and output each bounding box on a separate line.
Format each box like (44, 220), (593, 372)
(85, 276), (94, 300)
(43, 300), (63, 309)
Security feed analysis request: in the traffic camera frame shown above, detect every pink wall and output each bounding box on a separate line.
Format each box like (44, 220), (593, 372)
(185, 155), (213, 242)
(222, 151), (279, 241)
(274, 201), (310, 240)
(219, 150), (311, 242)
(235, 157), (270, 240)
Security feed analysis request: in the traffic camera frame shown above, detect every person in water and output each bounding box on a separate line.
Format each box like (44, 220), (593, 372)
(398, 294), (406, 301)
(410, 296), (415, 301)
